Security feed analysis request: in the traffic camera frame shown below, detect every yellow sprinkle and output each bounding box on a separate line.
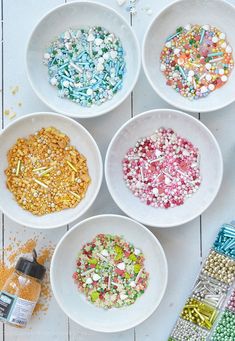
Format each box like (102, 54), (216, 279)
(16, 160), (21, 176)
(66, 161), (77, 172)
(69, 191), (81, 200)
(39, 167), (54, 176)
(11, 85), (19, 95)
(9, 112), (16, 120)
(4, 109), (10, 116)
(33, 166), (48, 172)
(33, 178), (48, 189)
(194, 308), (205, 321)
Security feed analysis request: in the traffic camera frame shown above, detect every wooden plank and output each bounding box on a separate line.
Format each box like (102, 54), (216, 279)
(200, 103), (235, 257)
(131, 1), (201, 339)
(2, 0), (67, 340)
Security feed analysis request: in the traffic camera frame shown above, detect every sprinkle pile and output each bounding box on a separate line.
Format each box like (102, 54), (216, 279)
(73, 234), (149, 309)
(5, 127), (91, 216)
(160, 24), (234, 100)
(43, 27), (126, 107)
(168, 222), (235, 341)
(122, 127), (201, 209)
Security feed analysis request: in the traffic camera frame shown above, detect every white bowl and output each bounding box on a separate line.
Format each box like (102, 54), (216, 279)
(105, 109), (223, 228)
(26, 1), (141, 118)
(143, 0), (235, 113)
(50, 214), (168, 332)
(0, 112), (102, 229)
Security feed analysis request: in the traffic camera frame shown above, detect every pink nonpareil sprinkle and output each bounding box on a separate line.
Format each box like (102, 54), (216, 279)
(227, 289), (235, 312)
(122, 127), (201, 209)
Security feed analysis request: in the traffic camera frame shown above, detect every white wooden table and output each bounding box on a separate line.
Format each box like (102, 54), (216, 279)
(1, 0), (235, 340)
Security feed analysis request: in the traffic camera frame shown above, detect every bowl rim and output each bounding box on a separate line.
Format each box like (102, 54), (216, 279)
(105, 108), (223, 228)
(26, 0), (141, 118)
(0, 111), (103, 229)
(142, 0), (235, 113)
(50, 213), (168, 333)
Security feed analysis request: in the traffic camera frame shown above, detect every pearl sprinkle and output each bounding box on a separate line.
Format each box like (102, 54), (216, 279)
(226, 289), (235, 313)
(122, 127), (201, 209)
(202, 250), (235, 285)
(211, 310), (235, 340)
(170, 318), (209, 341)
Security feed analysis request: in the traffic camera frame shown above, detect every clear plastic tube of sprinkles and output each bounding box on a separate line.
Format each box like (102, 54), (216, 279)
(168, 222), (235, 341)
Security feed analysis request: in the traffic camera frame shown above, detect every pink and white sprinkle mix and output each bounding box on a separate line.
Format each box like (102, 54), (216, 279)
(122, 127), (201, 209)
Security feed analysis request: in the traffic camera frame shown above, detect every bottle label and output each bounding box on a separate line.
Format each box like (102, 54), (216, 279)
(0, 291), (36, 327)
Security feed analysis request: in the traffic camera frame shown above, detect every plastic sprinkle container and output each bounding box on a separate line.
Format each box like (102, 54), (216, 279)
(168, 222), (235, 340)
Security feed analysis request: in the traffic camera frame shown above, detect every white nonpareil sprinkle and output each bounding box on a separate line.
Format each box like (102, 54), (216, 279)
(117, 262), (125, 270)
(92, 273), (101, 281)
(101, 249), (109, 257)
(130, 281), (136, 288)
(116, 0), (127, 5)
(120, 293), (128, 301)
(134, 248), (141, 256)
(86, 278), (93, 285)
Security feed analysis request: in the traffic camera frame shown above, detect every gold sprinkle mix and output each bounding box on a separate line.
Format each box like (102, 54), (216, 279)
(5, 127), (91, 216)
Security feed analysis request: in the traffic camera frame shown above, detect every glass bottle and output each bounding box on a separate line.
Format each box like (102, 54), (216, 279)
(0, 250), (46, 328)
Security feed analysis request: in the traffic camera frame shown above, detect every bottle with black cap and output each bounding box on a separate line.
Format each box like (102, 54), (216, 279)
(0, 249), (46, 328)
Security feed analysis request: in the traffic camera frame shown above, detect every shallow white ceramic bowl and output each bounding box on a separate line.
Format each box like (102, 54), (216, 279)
(51, 214), (168, 332)
(0, 112), (102, 229)
(105, 109), (223, 228)
(26, 1), (140, 118)
(143, 0), (235, 113)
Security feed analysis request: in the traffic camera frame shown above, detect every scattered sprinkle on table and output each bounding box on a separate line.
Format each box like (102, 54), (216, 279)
(5, 127), (91, 216)
(43, 27), (126, 108)
(160, 24), (234, 100)
(73, 234), (149, 309)
(122, 127), (201, 209)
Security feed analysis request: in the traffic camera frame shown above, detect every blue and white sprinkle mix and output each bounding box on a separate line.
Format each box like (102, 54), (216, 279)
(43, 27), (126, 108)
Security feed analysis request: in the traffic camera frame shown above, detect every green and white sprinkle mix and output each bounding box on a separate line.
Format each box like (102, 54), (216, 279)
(43, 27), (126, 108)
(73, 234), (149, 309)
